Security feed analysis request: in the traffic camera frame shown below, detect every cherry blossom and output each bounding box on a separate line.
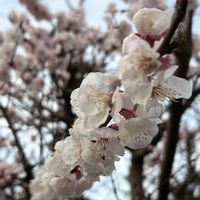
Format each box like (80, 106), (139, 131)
(29, 1), (194, 199)
(71, 72), (117, 128)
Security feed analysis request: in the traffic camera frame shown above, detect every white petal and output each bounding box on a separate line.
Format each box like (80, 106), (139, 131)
(143, 0), (168, 10)
(70, 88), (85, 118)
(122, 33), (139, 54)
(70, 88), (79, 107)
(152, 8), (174, 35)
(84, 106), (110, 128)
(119, 118), (158, 149)
(61, 136), (81, 165)
(81, 72), (107, 88)
(117, 55), (135, 79)
(75, 178), (94, 196)
(160, 76), (192, 99)
(81, 140), (97, 164)
(111, 88), (133, 122)
(50, 176), (75, 197)
(108, 138), (125, 156)
(45, 154), (72, 176)
(81, 72), (117, 93)
(133, 8), (162, 35)
(163, 65), (178, 79)
(122, 69), (151, 103)
(94, 127), (119, 139)
(136, 100), (165, 118)
(54, 140), (66, 152)
(77, 85), (107, 116)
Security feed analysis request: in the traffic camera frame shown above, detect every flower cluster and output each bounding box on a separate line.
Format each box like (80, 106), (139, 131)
(30, 7), (192, 200)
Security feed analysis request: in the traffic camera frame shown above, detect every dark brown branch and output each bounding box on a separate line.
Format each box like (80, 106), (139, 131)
(158, 0), (188, 56)
(182, 87), (200, 112)
(158, 7), (193, 200)
(129, 151), (144, 200)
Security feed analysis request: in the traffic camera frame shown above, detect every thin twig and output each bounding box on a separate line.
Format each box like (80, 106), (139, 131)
(146, 153), (200, 200)
(110, 174), (120, 200)
(0, 104), (33, 198)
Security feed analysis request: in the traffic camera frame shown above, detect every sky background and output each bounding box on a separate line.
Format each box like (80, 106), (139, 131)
(1, 0), (200, 33)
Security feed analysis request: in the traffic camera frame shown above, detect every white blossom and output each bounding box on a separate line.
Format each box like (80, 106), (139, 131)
(122, 65), (192, 104)
(81, 137), (124, 175)
(30, 4), (194, 199)
(71, 72), (117, 128)
(119, 38), (160, 79)
(133, 8), (174, 36)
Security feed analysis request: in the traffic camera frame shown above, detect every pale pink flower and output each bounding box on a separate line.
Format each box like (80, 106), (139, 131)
(71, 72), (117, 128)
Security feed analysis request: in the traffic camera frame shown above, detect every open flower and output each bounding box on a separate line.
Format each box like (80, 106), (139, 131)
(82, 137), (124, 175)
(119, 38), (160, 77)
(121, 65), (192, 104)
(71, 72), (118, 128)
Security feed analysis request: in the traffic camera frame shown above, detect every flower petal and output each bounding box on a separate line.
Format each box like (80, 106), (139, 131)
(122, 69), (151, 103)
(133, 8), (162, 35)
(160, 76), (192, 99)
(136, 100), (165, 118)
(119, 118), (158, 149)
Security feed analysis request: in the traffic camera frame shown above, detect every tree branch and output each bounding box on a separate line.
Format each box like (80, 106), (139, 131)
(129, 151), (144, 200)
(0, 104), (33, 199)
(158, 0), (188, 56)
(182, 87), (200, 112)
(158, 7), (193, 200)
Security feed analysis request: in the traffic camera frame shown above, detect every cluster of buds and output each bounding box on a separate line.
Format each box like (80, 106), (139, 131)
(30, 6), (192, 200)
